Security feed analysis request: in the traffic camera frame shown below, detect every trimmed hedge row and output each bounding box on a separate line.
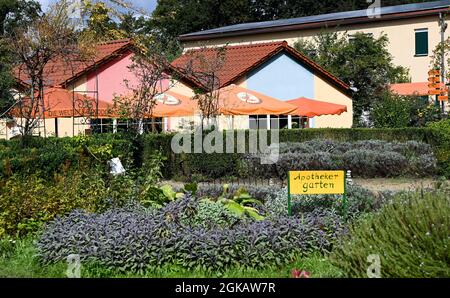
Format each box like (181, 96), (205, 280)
(1, 126), (448, 180)
(142, 127), (448, 179)
(0, 134), (136, 178)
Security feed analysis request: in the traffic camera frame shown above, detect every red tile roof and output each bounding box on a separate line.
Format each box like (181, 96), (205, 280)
(171, 41), (350, 93)
(390, 82), (429, 96)
(15, 39), (133, 87)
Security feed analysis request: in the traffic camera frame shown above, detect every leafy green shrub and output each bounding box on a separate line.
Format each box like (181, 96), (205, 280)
(2, 127), (446, 180)
(0, 134), (135, 178)
(195, 183), (279, 203)
(330, 189), (450, 277)
(184, 199), (241, 229)
(0, 164), (165, 238)
(372, 93), (443, 128)
(427, 119), (450, 177)
(216, 187), (265, 221)
(0, 171), (105, 237)
(0, 237), (16, 259)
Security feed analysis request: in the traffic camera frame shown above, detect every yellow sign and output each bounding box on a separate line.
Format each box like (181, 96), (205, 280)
(289, 170), (345, 195)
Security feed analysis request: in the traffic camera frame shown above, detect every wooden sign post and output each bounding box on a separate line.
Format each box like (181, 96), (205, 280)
(288, 170), (347, 217)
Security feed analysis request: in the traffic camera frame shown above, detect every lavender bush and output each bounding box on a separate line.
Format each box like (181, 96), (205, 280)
(245, 140), (437, 179)
(265, 184), (390, 218)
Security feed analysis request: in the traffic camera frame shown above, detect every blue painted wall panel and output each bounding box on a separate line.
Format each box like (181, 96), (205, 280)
(246, 52), (314, 101)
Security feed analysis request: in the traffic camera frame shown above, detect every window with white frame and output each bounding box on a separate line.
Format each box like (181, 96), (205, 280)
(249, 115), (268, 129)
(415, 28), (428, 56)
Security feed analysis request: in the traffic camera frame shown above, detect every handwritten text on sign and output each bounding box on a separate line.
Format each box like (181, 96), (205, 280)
(289, 170), (345, 195)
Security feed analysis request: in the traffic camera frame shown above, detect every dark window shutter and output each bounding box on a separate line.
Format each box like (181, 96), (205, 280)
(415, 30), (428, 56)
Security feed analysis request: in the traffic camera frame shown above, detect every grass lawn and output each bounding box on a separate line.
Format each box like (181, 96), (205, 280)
(0, 238), (343, 278)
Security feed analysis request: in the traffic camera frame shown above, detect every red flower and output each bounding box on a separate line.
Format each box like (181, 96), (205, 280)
(291, 269), (311, 278)
(291, 269), (301, 278)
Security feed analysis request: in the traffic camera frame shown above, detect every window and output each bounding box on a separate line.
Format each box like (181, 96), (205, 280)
(415, 29), (428, 56)
(291, 116), (309, 129)
(90, 118), (164, 134)
(270, 116), (289, 129)
(348, 32), (373, 41)
(91, 118), (113, 134)
(249, 115), (268, 129)
(250, 115), (309, 129)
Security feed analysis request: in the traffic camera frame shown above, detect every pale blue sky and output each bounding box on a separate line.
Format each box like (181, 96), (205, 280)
(37, 0), (158, 14)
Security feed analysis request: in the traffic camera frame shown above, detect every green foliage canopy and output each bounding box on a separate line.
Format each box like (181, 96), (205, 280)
(294, 32), (410, 125)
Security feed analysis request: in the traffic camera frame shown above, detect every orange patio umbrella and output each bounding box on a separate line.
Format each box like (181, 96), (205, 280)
(390, 82), (428, 96)
(287, 97), (347, 117)
(12, 87), (113, 118)
(217, 85), (298, 115)
(151, 91), (198, 117)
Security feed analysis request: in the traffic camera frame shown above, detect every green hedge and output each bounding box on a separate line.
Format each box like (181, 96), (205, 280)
(141, 128), (448, 179)
(427, 120), (450, 177)
(278, 128), (438, 143)
(1, 126), (448, 180)
(0, 134), (136, 179)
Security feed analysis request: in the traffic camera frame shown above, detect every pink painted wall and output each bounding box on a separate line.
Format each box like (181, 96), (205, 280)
(86, 50), (170, 103)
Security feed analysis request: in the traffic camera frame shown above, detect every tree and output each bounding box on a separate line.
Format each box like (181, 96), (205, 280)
(150, 0), (432, 50)
(0, 0), (40, 35)
(294, 31), (410, 126)
(430, 26), (450, 115)
(112, 36), (173, 135)
(7, 0), (95, 139)
(372, 91), (443, 128)
(81, 0), (156, 41)
(0, 0), (40, 117)
(0, 39), (14, 117)
(118, 12), (146, 36)
(151, 0), (252, 56)
(250, 0), (430, 21)
(81, 0), (127, 42)
(175, 45), (227, 129)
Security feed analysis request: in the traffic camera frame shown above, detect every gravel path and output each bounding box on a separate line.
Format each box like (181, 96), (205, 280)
(161, 178), (443, 193)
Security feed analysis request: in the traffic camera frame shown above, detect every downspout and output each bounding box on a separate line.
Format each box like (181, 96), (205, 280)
(439, 12), (448, 113)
